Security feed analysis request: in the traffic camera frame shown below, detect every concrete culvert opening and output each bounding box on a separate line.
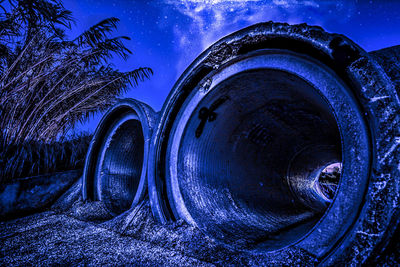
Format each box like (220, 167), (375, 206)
(150, 22), (399, 264)
(171, 67), (342, 251)
(95, 114), (144, 215)
(83, 99), (156, 217)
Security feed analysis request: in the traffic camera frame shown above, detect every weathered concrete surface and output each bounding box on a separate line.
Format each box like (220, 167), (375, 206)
(370, 45), (400, 97)
(147, 22), (400, 265)
(82, 99), (158, 216)
(370, 222), (400, 266)
(0, 170), (81, 219)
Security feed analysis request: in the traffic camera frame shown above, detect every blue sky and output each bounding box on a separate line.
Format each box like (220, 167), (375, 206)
(62, 0), (400, 133)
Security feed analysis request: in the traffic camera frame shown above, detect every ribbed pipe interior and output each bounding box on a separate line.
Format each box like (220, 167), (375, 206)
(95, 117), (144, 215)
(176, 69), (342, 250)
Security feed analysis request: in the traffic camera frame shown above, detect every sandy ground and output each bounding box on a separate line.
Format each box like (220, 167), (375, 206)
(0, 210), (212, 266)
(1, 179), (398, 266)
(0, 181), (264, 266)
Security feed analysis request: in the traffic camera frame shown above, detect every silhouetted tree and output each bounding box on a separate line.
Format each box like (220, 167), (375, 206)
(0, 0), (153, 145)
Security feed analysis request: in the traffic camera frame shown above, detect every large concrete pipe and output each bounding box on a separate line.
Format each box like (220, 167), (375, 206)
(148, 22), (400, 264)
(83, 99), (157, 216)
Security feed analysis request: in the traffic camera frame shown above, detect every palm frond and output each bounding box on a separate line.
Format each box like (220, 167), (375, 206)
(75, 17), (120, 47)
(94, 36), (132, 60)
(1, 2), (152, 151)
(123, 67), (154, 87)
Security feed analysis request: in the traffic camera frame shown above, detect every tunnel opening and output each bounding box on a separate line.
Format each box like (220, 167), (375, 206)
(93, 112), (145, 216)
(317, 162), (342, 201)
(148, 23), (374, 263)
(171, 68), (342, 251)
(84, 99), (156, 218)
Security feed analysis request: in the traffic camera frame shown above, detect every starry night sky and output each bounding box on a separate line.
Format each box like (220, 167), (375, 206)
(62, 0), (400, 133)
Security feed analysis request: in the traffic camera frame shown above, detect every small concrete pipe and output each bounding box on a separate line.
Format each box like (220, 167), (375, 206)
(82, 98), (157, 216)
(148, 22), (400, 265)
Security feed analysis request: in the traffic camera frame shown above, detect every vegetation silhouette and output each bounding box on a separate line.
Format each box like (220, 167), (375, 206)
(0, 0), (152, 181)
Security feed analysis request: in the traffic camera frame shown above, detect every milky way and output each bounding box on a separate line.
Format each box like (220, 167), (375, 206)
(164, 0), (355, 74)
(63, 0), (400, 133)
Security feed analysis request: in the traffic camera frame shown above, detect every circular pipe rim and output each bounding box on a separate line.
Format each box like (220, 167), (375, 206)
(94, 112), (139, 206)
(166, 49), (370, 252)
(83, 98), (156, 214)
(148, 22), (400, 264)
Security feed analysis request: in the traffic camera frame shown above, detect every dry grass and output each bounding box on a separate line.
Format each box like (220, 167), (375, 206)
(0, 1), (152, 145)
(0, 133), (91, 183)
(0, 1), (152, 181)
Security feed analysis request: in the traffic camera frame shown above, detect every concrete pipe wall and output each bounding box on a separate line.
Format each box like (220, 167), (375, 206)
(147, 22), (400, 265)
(82, 99), (157, 216)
